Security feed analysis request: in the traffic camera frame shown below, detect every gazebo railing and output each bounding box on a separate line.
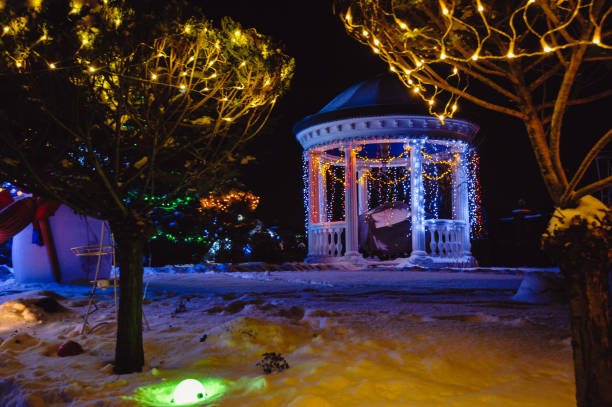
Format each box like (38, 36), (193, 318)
(425, 219), (466, 260)
(308, 221), (346, 258)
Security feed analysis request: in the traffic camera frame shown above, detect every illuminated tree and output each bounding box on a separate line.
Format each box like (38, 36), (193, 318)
(0, 0), (293, 373)
(339, 1), (611, 405)
(199, 187), (261, 262)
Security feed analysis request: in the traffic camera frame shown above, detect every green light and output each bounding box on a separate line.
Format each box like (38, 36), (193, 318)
(172, 379), (206, 405)
(128, 377), (228, 406)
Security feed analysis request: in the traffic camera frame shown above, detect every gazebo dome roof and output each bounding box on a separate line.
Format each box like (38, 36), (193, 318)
(294, 74), (424, 134)
(294, 75), (479, 150)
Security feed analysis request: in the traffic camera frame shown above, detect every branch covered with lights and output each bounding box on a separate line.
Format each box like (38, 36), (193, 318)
(0, 0), (293, 374)
(340, 0), (611, 205)
(0, 0), (294, 219)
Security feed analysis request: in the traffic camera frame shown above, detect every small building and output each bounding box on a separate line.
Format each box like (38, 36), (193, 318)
(293, 75), (481, 266)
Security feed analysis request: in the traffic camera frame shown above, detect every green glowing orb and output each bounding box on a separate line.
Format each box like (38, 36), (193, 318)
(172, 379), (207, 405)
(129, 377), (228, 406)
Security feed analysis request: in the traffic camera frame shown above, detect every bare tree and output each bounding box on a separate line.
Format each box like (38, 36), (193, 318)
(339, 0), (611, 405)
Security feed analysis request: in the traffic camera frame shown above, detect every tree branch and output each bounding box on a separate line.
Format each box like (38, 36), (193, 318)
(573, 175), (612, 202)
(549, 45), (589, 188)
(561, 127), (612, 206)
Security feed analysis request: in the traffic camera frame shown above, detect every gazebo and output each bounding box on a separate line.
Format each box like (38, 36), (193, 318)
(294, 75), (481, 266)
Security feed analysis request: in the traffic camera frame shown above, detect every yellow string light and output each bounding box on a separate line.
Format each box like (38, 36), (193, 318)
(341, 0), (609, 122)
(1, 4), (292, 137)
(200, 190), (259, 212)
(367, 170), (410, 185)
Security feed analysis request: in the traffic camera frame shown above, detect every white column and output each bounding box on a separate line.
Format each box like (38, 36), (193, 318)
(307, 150), (322, 225)
(305, 151), (314, 258)
(318, 162), (327, 223)
(358, 166), (369, 215)
(344, 145), (360, 259)
(306, 150), (322, 261)
(454, 145), (473, 259)
(409, 139), (429, 265)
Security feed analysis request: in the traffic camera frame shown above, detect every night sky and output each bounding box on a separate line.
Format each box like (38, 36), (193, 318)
(198, 0), (608, 234)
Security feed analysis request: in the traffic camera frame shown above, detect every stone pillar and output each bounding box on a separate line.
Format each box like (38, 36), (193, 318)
(408, 140), (430, 265)
(344, 145), (360, 260)
(358, 166), (369, 215)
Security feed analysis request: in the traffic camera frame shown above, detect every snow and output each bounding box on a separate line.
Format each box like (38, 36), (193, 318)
(547, 195), (608, 235)
(0, 266), (574, 406)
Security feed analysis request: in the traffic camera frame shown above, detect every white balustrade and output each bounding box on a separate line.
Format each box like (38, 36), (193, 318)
(308, 222), (346, 258)
(425, 219), (466, 260)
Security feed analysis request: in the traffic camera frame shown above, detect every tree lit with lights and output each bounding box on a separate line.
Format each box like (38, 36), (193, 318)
(339, 0), (611, 405)
(0, 0), (293, 374)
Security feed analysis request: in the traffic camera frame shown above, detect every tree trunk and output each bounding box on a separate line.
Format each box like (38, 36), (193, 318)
(112, 227), (145, 374)
(562, 263), (612, 407)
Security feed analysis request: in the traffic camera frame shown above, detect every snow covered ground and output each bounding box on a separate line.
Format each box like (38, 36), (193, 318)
(0, 266), (574, 406)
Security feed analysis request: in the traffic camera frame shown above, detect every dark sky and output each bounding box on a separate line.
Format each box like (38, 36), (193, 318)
(198, 0), (608, 234)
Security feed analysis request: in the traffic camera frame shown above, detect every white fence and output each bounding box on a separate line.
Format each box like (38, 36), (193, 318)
(308, 221), (346, 258)
(425, 219), (467, 260)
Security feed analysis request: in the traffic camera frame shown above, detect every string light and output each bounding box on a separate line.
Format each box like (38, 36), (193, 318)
(0, 0), (293, 182)
(200, 190), (259, 212)
(467, 149), (484, 238)
(341, 1), (607, 121)
(302, 154), (311, 230)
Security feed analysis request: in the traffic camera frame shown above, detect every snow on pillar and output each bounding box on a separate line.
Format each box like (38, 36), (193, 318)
(343, 145), (360, 259)
(409, 139), (429, 265)
(357, 166), (369, 215)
